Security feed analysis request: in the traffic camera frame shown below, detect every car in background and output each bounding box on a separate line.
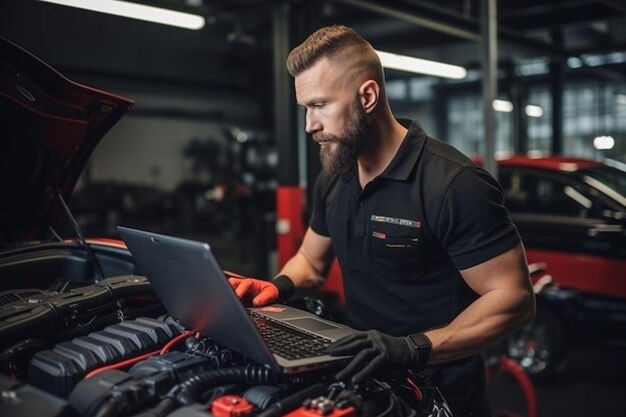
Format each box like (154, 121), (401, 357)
(493, 155), (626, 378)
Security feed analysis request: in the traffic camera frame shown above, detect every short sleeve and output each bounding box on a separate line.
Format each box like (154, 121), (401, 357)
(435, 166), (521, 270)
(309, 173), (331, 237)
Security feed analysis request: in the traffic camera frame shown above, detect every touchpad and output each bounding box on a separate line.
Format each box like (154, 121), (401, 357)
(284, 317), (340, 331)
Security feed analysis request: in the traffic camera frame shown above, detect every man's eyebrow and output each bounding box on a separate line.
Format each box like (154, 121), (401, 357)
(299, 97), (328, 107)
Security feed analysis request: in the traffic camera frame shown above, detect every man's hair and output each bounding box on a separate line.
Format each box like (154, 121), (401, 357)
(286, 25), (384, 86)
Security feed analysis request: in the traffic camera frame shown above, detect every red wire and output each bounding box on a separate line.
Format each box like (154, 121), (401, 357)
(160, 331), (194, 354)
(84, 348), (161, 379)
(84, 330), (194, 380)
(406, 377), (424, 402)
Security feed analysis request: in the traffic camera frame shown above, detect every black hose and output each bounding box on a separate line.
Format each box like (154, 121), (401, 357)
(176, 366), (276, 405)
(89, 398), (124, 417)
(142, 397), (178, 417)
(0, 338), (43, 363)
(255, 382), (328, 417)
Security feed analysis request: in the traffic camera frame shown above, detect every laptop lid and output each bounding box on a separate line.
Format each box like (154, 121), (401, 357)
(117, 226), (354, 373)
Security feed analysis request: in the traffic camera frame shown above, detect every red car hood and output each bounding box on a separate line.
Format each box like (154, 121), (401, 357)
(0, 36), (133, 244)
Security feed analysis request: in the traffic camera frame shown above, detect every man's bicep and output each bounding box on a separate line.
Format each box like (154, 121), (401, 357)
(425, 243), (535, 364)
(460, 243), (532, 296)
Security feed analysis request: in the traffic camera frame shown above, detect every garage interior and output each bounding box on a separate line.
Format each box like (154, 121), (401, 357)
(1, 1), (625, 416)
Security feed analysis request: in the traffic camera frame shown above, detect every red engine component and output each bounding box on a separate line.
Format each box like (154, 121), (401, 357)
(211, 395), (254, 417)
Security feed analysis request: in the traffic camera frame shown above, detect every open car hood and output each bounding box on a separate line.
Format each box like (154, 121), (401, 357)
(0, 36), (133, 244)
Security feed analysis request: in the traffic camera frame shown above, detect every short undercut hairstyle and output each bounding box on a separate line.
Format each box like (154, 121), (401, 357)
(286, 25), (384, 88)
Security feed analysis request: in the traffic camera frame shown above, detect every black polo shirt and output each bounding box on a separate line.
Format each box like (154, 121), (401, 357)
(310, 120), (520, 335)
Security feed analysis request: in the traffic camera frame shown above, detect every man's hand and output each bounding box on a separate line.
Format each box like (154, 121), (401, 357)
(227, 277), (279, 306)
(328, 330), (416, 383)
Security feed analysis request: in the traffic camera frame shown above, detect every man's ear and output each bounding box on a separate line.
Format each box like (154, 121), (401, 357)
(359, 80), (379, 113)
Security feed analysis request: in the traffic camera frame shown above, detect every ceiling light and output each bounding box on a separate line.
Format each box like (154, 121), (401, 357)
(491, 101), (544, 117)
(492, 99), (513, 113)
(515, 59), (549, 76)
(37, 0), (205, 30)
(525, 104), (544, 118)
(593, 135), (615, 150)
(616, 94), (626, 105)
(375, 50), (467, 80)
(583, 54), (605, 67)
(606, 52), (626, 64)
(567, 57), (583, 69)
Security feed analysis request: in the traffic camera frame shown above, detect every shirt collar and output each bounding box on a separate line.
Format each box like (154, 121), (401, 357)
(379, 119), (427, 181)
(340, 119), (428, 182)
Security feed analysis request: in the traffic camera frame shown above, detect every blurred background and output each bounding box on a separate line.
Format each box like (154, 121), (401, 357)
(1, 1), (625, 416)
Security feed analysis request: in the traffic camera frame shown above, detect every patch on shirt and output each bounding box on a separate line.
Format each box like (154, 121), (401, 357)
(372, 231), (387, 240)
(370, 215), (421, 229)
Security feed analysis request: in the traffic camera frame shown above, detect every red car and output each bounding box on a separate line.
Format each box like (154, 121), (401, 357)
(489, 155), (626, 378)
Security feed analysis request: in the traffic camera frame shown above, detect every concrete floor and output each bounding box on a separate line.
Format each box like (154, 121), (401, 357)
(487, 346), (626, 417)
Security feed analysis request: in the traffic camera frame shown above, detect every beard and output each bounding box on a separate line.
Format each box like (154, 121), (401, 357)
(314, 100), (373, 176)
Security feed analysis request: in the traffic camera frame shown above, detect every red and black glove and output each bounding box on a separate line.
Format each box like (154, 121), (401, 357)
(328, 330), (417, 383)
(227, 274), (295, 307)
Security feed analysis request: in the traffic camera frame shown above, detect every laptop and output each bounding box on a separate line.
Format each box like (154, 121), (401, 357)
(117, 226), (357, 374)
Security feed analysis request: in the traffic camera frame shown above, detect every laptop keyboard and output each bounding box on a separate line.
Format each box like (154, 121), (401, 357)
(248, 311), (332, 360)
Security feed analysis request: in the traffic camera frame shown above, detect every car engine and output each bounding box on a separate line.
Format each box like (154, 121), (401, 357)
(0, 272), (450, 417)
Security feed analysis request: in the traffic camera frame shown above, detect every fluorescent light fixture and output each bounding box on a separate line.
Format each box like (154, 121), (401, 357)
(525, 104), (544, 118)
(593, 135), (615, 150)
(375, 50), (467, 80)
(616, 94), (626, 105)
(37, 0), (205, 30)
(492, 99), (513, 113)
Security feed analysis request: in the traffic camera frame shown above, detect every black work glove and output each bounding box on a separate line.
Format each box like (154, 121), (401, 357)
(328, 330), (416, 383)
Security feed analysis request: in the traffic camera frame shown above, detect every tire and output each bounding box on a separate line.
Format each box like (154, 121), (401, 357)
(506, 308), (567, 379)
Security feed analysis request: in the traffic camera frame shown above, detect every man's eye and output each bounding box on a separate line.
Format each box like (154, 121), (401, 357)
(313, 103), (325, 108)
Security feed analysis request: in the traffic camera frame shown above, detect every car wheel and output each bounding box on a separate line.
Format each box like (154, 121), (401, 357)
(506, 308), (566, 379)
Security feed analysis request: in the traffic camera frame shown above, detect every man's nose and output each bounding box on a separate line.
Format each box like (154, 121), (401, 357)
(305, 111), (322, 134)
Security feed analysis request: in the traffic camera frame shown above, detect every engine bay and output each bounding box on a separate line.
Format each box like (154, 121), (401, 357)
(0, 268), (449, 417)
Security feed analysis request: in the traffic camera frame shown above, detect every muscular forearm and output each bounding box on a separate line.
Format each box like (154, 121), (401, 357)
(277, 250), (328, 299)
(425, 286), (535, 364)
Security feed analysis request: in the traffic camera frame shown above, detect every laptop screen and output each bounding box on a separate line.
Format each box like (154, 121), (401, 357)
(117, 226), (277, 369)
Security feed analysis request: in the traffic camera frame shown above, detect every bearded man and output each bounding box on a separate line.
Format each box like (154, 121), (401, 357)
(229, 25), (535, 417)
